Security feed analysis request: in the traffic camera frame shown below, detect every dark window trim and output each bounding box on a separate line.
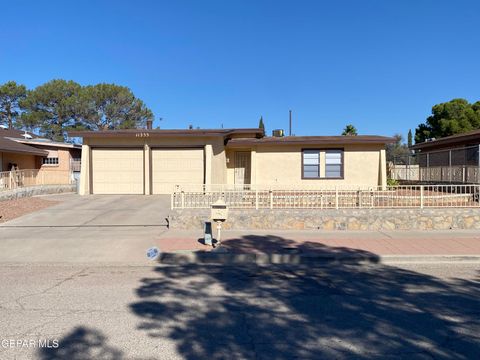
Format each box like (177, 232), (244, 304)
(301, 148), (344, 180)
(301, 149), (321, 179)
(324, 148), (344, 179)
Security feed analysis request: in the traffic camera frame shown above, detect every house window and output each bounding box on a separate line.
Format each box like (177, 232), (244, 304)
(325, 150), (343, 178)
(42, 157), (59, 165)
(302, 150), (320, 178)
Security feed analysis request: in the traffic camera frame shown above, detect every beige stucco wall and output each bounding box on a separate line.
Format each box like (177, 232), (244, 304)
(37, 147), (72, 171)
(1, 152), (38, 171)
(226, 149), (235, 185)
(211, 140), (227, 185)
(233, 144), (385, 188)
(79, 144), (90, 195)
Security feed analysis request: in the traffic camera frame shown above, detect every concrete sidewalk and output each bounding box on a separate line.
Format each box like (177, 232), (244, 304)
(157, 229), (480, 257)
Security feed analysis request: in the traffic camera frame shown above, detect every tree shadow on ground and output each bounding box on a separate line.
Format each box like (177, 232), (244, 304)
(38, 327), (123, 360)
(130, 235), (480, 359)
(220, 234), (377, 256)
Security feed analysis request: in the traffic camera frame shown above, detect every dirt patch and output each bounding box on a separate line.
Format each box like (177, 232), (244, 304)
(0, 197), (60, 223)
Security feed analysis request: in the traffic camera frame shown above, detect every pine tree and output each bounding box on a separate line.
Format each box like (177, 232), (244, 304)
(407, 129), (413, 147)
(258, 116), (265, 132)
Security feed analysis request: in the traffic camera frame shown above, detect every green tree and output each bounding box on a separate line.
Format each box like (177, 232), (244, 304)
(407, 129), (413, 148)
(0, 81), (27, 129)
(341, 124), (358, 136)
(386, 134), (411, 163)
(20, 79), (82, 141)
(414, 98), (480, 143)
(258, 116), (265, 132)
(78, 83), (153, 131)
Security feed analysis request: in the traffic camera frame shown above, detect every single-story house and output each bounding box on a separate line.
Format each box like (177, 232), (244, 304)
(69, 128), (395, 195)
(0, 127), (82, 179)
(410, 129), (480, 183)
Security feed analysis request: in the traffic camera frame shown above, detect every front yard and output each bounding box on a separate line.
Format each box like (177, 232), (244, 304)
(0, 197), (59, 223)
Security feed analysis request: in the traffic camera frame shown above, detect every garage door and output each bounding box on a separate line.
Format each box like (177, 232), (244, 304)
(92, 149), (144, 194)
(152, 148), (204, 194)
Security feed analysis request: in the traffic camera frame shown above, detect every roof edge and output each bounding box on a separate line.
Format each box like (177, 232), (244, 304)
(68, 128), (265, 138)
(227, 135), (396, 146)
(411, 129), (480, 150)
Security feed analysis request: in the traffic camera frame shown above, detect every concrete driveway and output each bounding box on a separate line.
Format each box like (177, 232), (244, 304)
(0, 194), (171, 263)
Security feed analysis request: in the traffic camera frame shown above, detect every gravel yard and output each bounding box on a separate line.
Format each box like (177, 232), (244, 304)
(0, 197), (60, 223)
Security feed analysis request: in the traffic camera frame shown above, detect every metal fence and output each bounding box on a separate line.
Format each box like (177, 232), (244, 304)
(171, 184), (480, 209)
(0, 169), (73, 191)
(391, 145), (480, 183)
(70, 158), (82, 172)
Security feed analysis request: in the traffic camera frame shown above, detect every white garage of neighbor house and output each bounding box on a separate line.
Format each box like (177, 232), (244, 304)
(70, 128), (393, 195)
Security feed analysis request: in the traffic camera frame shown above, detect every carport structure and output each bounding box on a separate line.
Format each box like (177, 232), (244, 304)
(69, 128), (263, 195)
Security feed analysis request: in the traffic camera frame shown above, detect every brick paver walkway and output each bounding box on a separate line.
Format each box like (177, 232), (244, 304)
(156, 230), (480, 256)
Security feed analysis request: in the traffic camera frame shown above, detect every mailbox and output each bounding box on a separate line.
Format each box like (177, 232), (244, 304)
(211, 199), (228, 222)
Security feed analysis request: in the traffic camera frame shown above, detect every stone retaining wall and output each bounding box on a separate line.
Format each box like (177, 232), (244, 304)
(0, 184), (76, 201)
(169, 208), (480, 231)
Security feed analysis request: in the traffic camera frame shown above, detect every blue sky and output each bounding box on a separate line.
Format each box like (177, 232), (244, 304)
(1, 0), (479, 140)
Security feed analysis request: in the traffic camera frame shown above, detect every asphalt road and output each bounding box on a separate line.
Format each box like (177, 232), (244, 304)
(0, 261), (479, 360)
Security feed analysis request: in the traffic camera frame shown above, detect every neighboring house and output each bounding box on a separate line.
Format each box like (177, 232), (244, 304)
(0, 127), (82, 181)
(70, 128), (395, 195)
(410, 129), (480, 183)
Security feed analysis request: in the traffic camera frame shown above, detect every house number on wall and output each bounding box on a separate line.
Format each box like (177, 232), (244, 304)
(135, 133), (150, 138)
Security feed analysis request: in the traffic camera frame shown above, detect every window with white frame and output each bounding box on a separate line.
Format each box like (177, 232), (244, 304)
(302, 150), (320, 178)
(42, 157), (59, 165)
(325, 150), (343, 178)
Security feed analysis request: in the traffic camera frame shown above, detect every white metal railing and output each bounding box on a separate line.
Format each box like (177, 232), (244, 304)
(171, 184), (480, 209)
(0, 169), (73, 192)
(70, 158), (82, 172)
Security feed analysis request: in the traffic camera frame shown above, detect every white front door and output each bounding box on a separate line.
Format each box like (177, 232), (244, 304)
(234, 151), (251, 186)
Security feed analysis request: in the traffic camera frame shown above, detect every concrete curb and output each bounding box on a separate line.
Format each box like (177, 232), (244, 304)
(379, 255), (480, 263)
(159, 251), (480, 265)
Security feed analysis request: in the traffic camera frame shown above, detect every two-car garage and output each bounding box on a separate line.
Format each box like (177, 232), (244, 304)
(91, 148), (204, 194)
(72, 128), (264, 196)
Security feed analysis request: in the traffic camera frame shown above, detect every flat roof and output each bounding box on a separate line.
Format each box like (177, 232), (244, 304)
(411, 129), (480, 151)
(12, 139), (82, 149)
(227, 135), (396, 146)
(68, 128), (265, 138)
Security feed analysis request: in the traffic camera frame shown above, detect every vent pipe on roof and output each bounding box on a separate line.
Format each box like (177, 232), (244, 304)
(289, 110), (292, 136)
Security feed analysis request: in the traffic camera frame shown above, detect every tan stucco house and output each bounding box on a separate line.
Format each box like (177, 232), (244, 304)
(70, 128), (395, 195)
(0, 127), (81, 181)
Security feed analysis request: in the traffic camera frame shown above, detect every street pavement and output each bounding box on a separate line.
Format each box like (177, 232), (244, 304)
(0, 261), (479, 359)
(1, 194), (479, 359)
